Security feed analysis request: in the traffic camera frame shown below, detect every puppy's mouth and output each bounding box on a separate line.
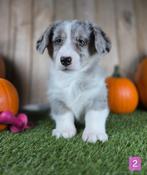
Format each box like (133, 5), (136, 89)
(60, 65), (77, 72)
(58, 64), (80, 72)
(62, 67), (73, 72)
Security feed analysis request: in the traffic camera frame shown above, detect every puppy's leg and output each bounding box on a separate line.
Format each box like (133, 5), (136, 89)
(51, 100), (76, 139)
(82, 108), (109, 143)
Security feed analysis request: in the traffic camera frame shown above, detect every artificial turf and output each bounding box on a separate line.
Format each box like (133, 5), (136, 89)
(0, 110), (147, 175)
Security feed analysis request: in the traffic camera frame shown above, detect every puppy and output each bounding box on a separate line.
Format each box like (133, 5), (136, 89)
(36, 20), (111, 143)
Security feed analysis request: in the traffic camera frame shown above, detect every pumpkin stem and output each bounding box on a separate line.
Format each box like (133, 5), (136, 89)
(112, 65), (121, 77)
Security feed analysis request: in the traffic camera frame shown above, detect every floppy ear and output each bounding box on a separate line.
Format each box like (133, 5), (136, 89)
(93, 25), (111, 56)
(36, 26), (52, 54)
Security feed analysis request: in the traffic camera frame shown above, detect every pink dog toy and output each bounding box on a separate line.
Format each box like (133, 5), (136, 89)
(0, 111), (31, 133)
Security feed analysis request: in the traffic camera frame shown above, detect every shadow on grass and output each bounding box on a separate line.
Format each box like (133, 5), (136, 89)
(21, 108), (50, 124)
(21, 107), (147, 136)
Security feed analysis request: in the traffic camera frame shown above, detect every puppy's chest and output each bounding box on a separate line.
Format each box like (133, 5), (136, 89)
(64, 79), (88, 101)
(56, 74), (100, 116)
(59, 76), (88, 100)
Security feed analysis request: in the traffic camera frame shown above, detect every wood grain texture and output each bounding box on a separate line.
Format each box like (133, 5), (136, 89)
(0, 0), (10, 56)
(54, 0), (75, 20)
(75, 0), (96, 22)
(9, 0), (33, 104)
(30, 0), (53, 104)
(135, 0), (147, 57)
(0, 0), (147, 104)
(115, 0), (139, 79)
(95, 0), (119, 75)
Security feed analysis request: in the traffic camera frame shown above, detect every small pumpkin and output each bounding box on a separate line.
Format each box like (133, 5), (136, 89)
(135, 57), (147, 108)
(0, 78), (19, 131)
(106, 66), (139, 114)
(0, 56), (6, 130)
(0, 124), (7, 131)
(0, 55), (6, 78)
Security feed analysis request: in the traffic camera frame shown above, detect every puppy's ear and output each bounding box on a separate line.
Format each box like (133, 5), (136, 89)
(36, 26), (52, 54)
(93, 25), (111, 56)
(36, 21), (61, 55)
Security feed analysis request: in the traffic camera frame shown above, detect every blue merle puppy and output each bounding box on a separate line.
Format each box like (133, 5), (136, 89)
(36, 20), (111, 143)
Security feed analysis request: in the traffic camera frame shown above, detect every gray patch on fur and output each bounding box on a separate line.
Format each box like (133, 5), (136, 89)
(71, 20), (95, 56)
(50, 100), (70, 116)
(52, 22), (68, 56)
(86, 90), (108, 111)
(36, 21), (62, 55)
(52, 22), (67, 41)
(36, 20), (111, 64)
(71, 20), (111, 56)
(93, 26), (111, 55)
(36, 27), (51, 54)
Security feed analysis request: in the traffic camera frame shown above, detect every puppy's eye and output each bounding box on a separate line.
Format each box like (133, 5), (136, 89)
(77, 39), (87, 47)
(54, 38), (63, 45)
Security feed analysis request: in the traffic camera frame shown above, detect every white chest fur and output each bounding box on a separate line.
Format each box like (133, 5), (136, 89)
(48, 68), (106, 119)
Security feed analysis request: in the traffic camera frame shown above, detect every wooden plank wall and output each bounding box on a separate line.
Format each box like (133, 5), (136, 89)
(0, 0), (147, 105)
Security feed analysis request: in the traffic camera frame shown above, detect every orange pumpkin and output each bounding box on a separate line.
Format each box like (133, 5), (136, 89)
(0, 78), (19, 131)
(0, 55), (6, 78)
(0, 124), (7, 131)
(135, 57), (147, 108)
(106, 67), (139, 114)
(0, 56), (6, 130)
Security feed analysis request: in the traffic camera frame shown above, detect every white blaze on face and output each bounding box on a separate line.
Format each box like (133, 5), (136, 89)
(55, 22), (81, 70)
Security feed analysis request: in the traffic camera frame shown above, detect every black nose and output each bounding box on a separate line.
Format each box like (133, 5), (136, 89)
(60, 56), (72, 66)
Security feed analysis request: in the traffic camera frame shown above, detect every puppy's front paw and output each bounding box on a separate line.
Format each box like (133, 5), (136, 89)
(52, 127), (76, 139)
(82, 129), (108, 143)
(97, 132), (108, 142)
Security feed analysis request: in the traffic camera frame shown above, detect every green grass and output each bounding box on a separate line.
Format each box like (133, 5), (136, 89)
(0, 110), (147, 175)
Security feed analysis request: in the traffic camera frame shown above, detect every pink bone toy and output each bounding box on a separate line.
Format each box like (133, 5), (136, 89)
(0, 111), (31, 133)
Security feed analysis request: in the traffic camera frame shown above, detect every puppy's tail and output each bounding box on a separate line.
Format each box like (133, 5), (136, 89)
(21, 104), (50, 113)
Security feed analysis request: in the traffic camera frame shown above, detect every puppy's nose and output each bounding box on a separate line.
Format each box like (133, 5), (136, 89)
(60, 56), (72, 66)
